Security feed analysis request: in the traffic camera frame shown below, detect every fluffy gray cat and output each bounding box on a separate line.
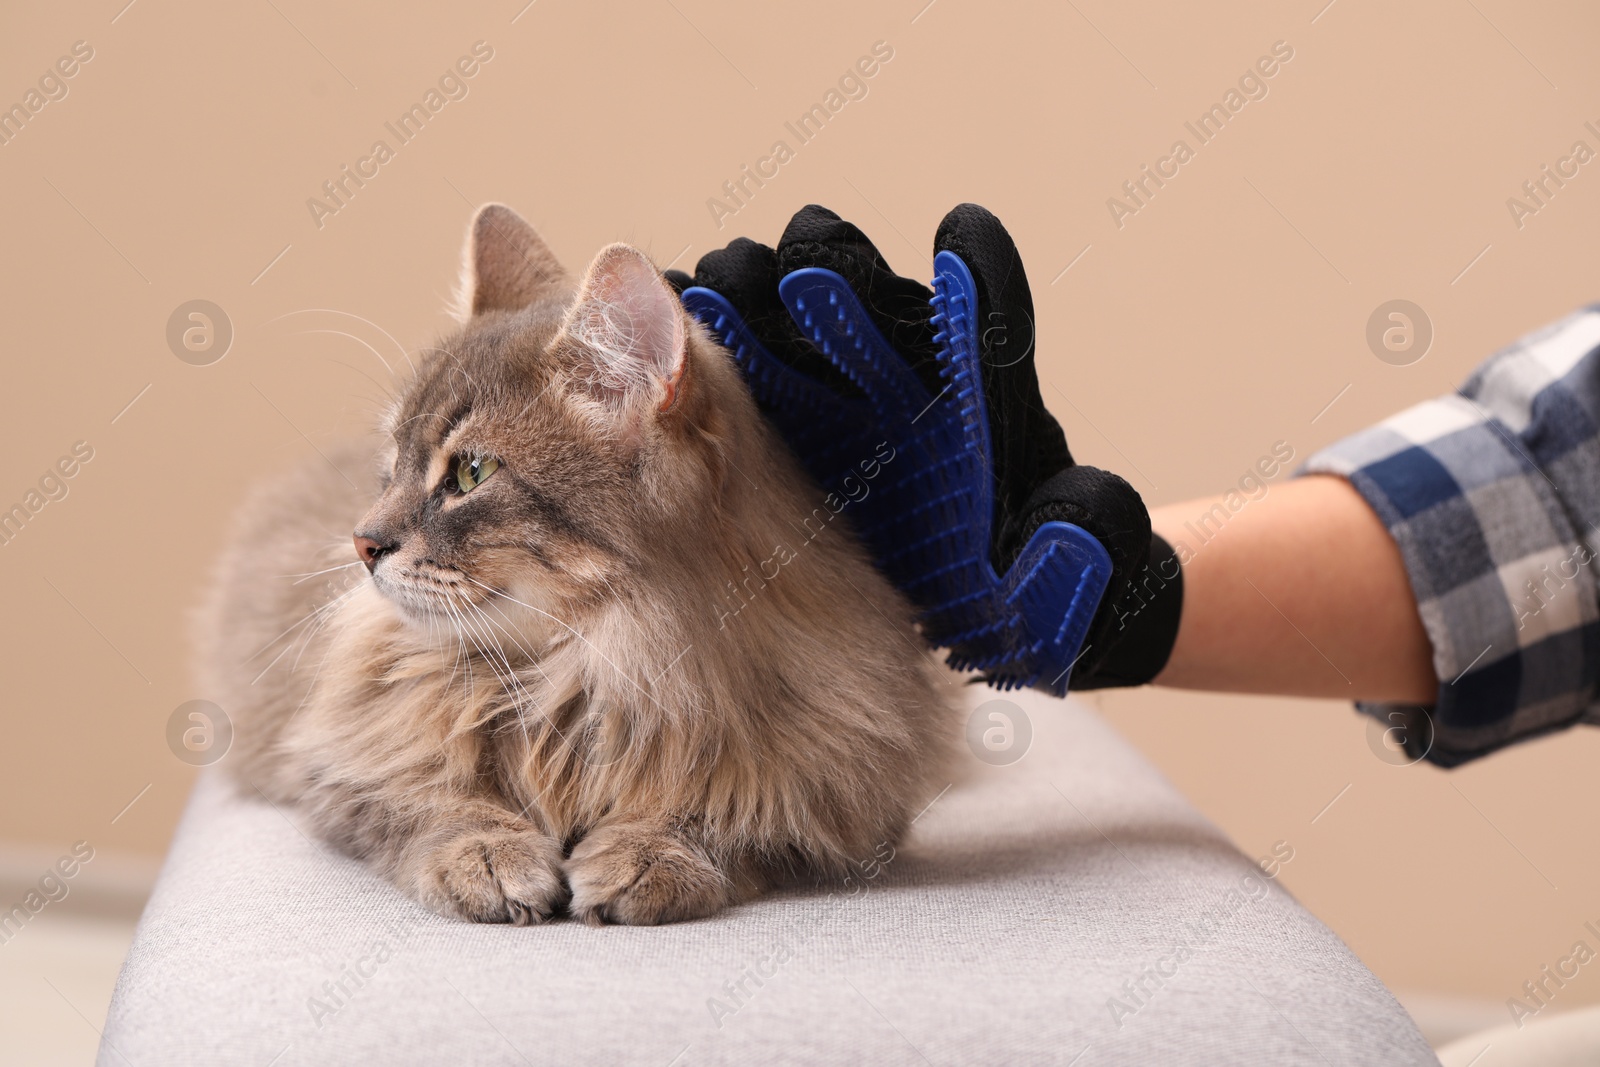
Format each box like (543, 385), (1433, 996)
(198, 204), (955, 925)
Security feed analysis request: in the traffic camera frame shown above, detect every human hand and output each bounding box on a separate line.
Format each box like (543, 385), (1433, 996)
(670, 205), (1177, 692)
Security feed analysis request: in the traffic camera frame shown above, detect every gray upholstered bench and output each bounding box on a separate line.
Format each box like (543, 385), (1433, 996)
(100, 689), (1435, 1065)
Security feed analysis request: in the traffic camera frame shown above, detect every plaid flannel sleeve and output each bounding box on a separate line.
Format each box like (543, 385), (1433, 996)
(1301, 305), (1600, 767)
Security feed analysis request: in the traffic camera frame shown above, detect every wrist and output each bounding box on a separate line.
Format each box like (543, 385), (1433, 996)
(1072, 533), (1185, 689)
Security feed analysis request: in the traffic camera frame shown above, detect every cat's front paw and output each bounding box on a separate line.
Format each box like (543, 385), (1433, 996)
(566, 821), (734, 926)
(418, 825), (568, 925)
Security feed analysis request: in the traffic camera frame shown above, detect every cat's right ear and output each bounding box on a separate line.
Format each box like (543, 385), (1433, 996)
(456, 203), (570, 320)
(556, 244), (687, 417)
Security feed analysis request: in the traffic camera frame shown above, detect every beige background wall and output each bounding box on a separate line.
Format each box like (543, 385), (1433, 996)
(1, 0), (1596, 1020)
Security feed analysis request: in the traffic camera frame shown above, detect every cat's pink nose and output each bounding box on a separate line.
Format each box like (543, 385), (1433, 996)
(353, 534), (391, 573)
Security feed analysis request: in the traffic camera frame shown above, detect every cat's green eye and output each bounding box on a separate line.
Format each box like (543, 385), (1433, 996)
(451, 456), (499, 493)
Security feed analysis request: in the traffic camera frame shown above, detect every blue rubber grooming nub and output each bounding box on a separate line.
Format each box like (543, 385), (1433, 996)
(680, 250), (1112, 694)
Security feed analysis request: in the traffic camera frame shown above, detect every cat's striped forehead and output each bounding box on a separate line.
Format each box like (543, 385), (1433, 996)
(383, 310), (570, 473)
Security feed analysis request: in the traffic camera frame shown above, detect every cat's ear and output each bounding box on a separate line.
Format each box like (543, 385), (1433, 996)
(457, 203), (570, 320)
(557, 244), (687, 413)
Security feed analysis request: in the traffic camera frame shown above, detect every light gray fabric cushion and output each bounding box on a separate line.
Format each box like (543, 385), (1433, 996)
(100, 690), (1435, 1065)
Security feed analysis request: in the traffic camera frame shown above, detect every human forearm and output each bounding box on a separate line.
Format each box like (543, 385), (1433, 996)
(1150, 475), (1437, 703)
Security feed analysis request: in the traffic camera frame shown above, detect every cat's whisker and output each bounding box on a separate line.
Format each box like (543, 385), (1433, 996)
(445, 590), (596, 772)
(462, 577), (666, 712)
(417, 345), (479, 393)
(301, 329), (400, 385)
(327, 374), (400, 415)
(282, 560), (366, 584)
(247, 584), (364, 682)
(440, 608), (467, 692)
(462, 594), (540, 664)
(261, 308), (416, 378)
(433, 592), (493, 687)
(244, 602), (334, 664)
(459, 606), (543, 744)
(244, 576), (364, 661)
(288, 593), (350, 676)
(343, 392), (403, 430)
(253, 612), (339, 686)
(451, 593), (539, 717)
(514, 377), (563, 422)
(474, 596), (566, 700)
(285, 608), (353, 725)
(440, 593), (527, 736)
(395, 410), (453, 432)
(459, 599), (554, 720)
(275, 584), (363, 682)
(248, 639), (300, 687)
(439, 594), (478, 716)
(473, 596), (582, 762)
(421, 602), (463, 693)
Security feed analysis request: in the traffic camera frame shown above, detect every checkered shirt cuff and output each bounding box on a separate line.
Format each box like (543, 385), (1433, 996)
(1302, 306), (1600, 765)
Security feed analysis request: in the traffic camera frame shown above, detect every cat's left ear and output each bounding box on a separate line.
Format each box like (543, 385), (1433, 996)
(557, 244), (687, 414)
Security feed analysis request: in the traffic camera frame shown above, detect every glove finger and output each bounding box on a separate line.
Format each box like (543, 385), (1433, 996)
(1012, 464), (1159, 681)
(775, 205), (944, 397)
(935, 204), (1074, 540)
(1012, 464), (1149, 592)
(663, 268), (693, 294)
(691, 237), (861, 398)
